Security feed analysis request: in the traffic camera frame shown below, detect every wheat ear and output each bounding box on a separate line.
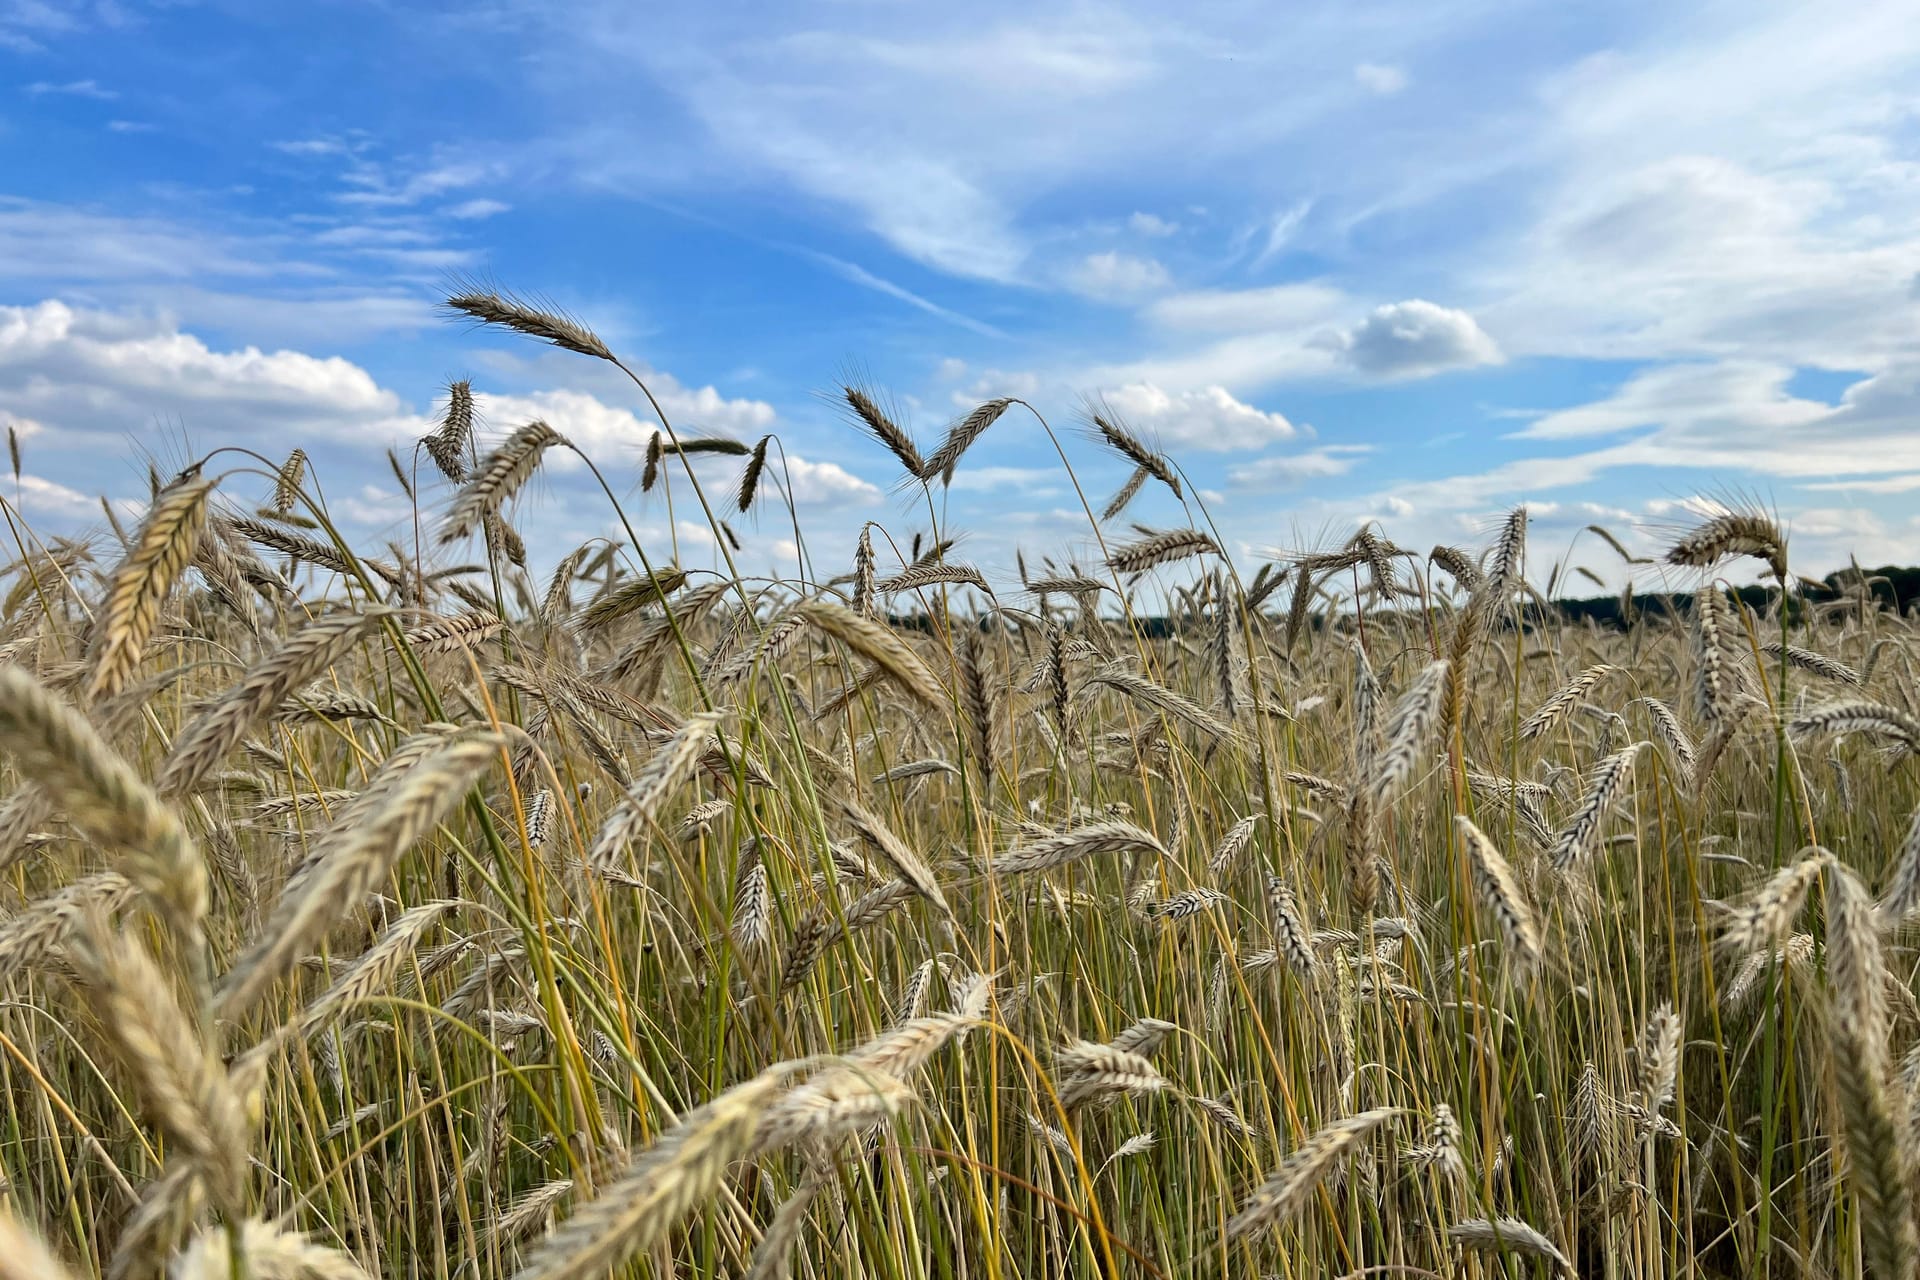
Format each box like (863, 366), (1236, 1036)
(85, 473), (212, 703)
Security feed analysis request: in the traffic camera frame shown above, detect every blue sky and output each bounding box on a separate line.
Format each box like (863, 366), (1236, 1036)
(4, 0), (1920, 590)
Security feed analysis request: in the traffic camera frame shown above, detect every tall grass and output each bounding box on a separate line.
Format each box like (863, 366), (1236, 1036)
(0, 295), (1915, 1280)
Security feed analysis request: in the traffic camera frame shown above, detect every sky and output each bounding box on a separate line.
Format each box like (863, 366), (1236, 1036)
(3, 0), (1920, 594)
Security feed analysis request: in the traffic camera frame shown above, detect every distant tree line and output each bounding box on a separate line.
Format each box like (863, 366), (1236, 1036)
(1551, 564), (1920, 629)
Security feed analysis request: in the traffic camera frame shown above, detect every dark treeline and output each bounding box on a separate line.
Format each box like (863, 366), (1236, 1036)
(896, 565), (1920, 637)
(1551, 564), (1920, 629)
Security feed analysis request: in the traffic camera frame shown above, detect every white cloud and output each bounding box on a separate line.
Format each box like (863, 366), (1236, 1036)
(1147, 282), (1347, 333)
(0, 198), (290, 283)
(12, 473), (96, 517)
(473, 381), (774, 459)
(1228, 445), (1371, 489)
(1098, 382), (1299, 451)
(772, 455), (883, 506)
(534, 3), (1468, 283)
(1515, 361), (1826, 441)
(1250, 200), (1314, 269)
(1353, 63), (1407, 95)
(337, 159), (502, 208)
(1803, 474), (1920, 495)
(274, 138), (354, 157)
(946, 465), (1064, 496)
(471, 386), (875, 506)
(1, 411), (46, 440)
(25, 79), (116, 100)
(1332, 299), (1502, 379)
(446, 199), (511, 219)
(1065, 251), (1171, 302)
(0, 299), (409, 445)
(0, 301), (879, 540)
(1128, 212), (1178, 237)
(1479, 155), (1920, 369)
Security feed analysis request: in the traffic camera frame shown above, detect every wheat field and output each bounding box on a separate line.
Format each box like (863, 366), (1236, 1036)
(0, 292), (1915, 1280)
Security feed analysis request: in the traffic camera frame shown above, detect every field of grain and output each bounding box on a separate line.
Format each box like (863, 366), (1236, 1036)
(0, 293), (1915, 1280)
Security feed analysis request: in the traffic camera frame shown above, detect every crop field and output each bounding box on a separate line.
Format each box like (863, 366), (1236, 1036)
(0, 293), (1915, 1280)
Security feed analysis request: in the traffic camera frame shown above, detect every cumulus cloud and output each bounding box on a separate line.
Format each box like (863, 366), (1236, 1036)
(1331, 299), (1502, 378)
(1065, 251), (1171, 301)
(0, 299), (412, 445)
(1228, 445), (1371, 489)
(475, 382), (774, 458)
(12, 474), (95, 517)
(774, 455), (884, 506)
(0, 301), (877, 539)
(1098, 382), (1299, 451)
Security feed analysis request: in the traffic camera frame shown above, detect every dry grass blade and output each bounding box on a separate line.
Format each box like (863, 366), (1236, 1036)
(86, 472), (212, 704)
(215, 731), (502, 1019)
(796, 600), (947, 712)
